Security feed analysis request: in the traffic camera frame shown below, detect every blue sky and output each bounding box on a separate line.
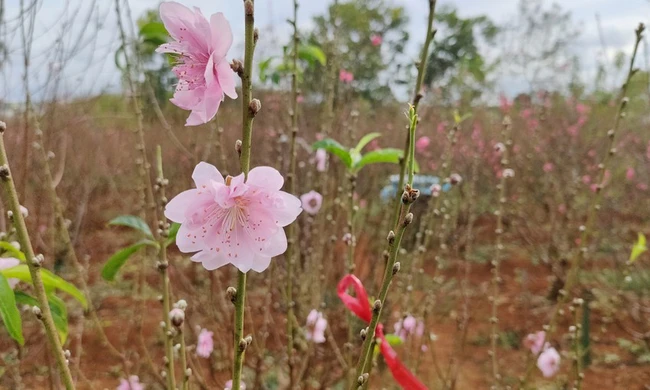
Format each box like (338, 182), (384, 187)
(1, 0), (648, 102)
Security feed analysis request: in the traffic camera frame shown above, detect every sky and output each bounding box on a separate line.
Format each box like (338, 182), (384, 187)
(1, 0), (649, 103)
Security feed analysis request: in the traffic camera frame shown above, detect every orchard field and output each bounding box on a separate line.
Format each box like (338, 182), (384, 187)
(0, 0), (650, 389)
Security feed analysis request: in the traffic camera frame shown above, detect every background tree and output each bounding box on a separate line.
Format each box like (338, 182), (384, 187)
(423, 5), (499, 105)
(305, 0), (409, 102)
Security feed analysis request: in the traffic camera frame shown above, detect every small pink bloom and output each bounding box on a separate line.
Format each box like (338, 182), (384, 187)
(165, 163), (302, 273)
(587, 149), (597, 157)
(499, 94), (512, 113)
(537, 346), (560, 378)
(394, 315), (424, 340)
(224, 380), (246, 390)
(582, 175), (591, 185)
(305, 309), (327, 343)
(637, 183), (648, 191)
(371, 34), (383, 46)
(557, 204), (567, 214)
(315, 149), (327, 172)
(368, 139), (381, 151)
(196, 328), (214, 358)
(430, 183), (441, 197)
(626, 167), (635, 181)
(575, 103), (589, 115)
(0, 258), (20, 289)
(296, 95), (304, 103)
(520, 108), (533, 120)
(415, 136), (430, 153)
(300, 191), (323, 215)
(157, 2), (237, 126)
(117, 375), (144, 390)
(339, 70), (354, 84)
(543, 162), (554, 173)
(523, 331), (546, 355)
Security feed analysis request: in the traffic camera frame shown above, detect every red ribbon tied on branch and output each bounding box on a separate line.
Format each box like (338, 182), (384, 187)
(337, 274), (428, 390)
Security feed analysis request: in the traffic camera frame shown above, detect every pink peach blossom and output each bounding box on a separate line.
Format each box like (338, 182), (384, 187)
(196, 328), (214, 358)
(157, 2), (237, 126)
(582, 175), (591, 185)
(224, 380), (246, 390)
(339, 70), (354, 84)
(117, 375), (144, 390)
(315, 149), (327, 172)
(637, 183), (648, 191)
(537, 346), (560, 377)
(415, 136), (430, 153)
(371, 34), (383, 46)
(626, 167), (635, 181)
(394, 315), (424, 340)
(300, 191), (323, 215)
(523, 331), (546, 355)
(305, 309), (327, 343)
(0, 258), (20, 289)
(543, 162), (554, 173)
(165, 162), (302, 272)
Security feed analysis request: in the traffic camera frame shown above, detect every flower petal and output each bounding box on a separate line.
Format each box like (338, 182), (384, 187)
(216, 58), (237, 99)
(210, 12), (233, 58)
(164, 189), (200, 222)
(159, 2), (195, 40)
(192, 162), (224, 188)
(273, 191), (303, 227)
(247, 166), (284, 190)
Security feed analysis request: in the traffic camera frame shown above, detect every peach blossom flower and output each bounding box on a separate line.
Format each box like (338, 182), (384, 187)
(300, 191), (323, 215)
(626, 167), (635, 181)
(339, 70), (354, 84)
(523, 331), (546, 355)
(394, 315), (424, 341)
(415, 136), (430, 153)
(117, 376), (144, 390)
(371, 34), (383, 46)
(196, 328), (214, 358)
(305, 310), (327, 343)
(537, 346), (560, 377)
(165, 162), (302, 272)
(157, 2), (237, 126)
(315, 149), (327, 172)
(543, 162), (554, 173)
(224, 380), (246, 390)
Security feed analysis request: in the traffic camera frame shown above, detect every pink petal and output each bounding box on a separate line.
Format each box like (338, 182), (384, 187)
(210, 12), (233, 58)
(192, 162), (224, 188)
(247, 166), (284, 190)
(171, 87), (203, 111)
(249, 255), (272, 273)
(271, 192), (302, 227)
(259, 228), (288, 258)
(159, 2), (195, 40)
(191, 250), (230, 271)
(216, 58), (237, 99)
(164, 189), (199, 222)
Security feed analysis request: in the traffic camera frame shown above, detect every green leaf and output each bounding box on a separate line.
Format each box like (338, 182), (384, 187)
(109, 215), (153, 238)
(298, 44), (326, 66)
(14, 292), (68, 343)
(0, 242), (26, 262)
(0, 274), (23, 345)
(312, 139), (353, 169)
(629, 233), (648, 264)
(0, 266), (87, 310)
(101, 240), (158, 282)
(139, 22), (167, 40)
(354, 148), (403, 172)
(353, 132), (381, 154)
(165, 223), (181, 248)
(383, 333), (404, 347)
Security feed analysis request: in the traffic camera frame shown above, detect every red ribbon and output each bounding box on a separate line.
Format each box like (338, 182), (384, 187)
(337, 275), (428, 390)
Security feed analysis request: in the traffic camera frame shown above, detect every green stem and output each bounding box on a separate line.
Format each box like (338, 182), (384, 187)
(180, 327), (190, 390)
(232, 2), (258, 389)
(285, 1), (300, 386)
(390, 0), (437, 229)
(156, 146), (177, 390)
(0, 123), (75, 390)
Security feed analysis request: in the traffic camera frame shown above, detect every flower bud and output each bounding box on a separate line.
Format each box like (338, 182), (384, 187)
(169, 308), (185, 328)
